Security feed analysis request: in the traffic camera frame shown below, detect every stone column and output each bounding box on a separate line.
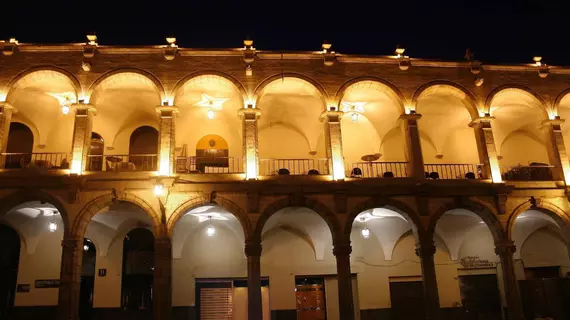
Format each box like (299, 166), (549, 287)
(543, 117), (570, 183)
(470, 115), (502, 182)
(495, 241), (524, 320)
(245, 241), (263, 320)
(333, 242), (354, 320)
(0, 102), (17, 168)
(400, 112), (424, 179)
(57, 235), (83, 320)
(320, 110), (345, 180)
(70, 104), (96, 174)
(154, 236), (172, 320)
(156, 106), (179, 176)
(238, 107), (261, 179)
(416, 241), (440, 320)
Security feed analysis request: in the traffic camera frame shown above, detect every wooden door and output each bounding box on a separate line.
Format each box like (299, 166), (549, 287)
(389, 281), (425, 320)
(296, 284), (326, 320)
(458, 274), (502, 320)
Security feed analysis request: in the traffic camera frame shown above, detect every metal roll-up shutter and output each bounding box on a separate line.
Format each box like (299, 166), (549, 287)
(200, 286), (233, 319)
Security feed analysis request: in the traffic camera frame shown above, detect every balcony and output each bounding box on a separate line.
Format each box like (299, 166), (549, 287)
(175, 156), (244, 174)
(500, 163), (554, 181)
(424, 164), (482, 180)
(2, 153), (71, 170)
(259, 158), (329, 176)
(87, 154), (158, 172)
(346, 161), (408, 178)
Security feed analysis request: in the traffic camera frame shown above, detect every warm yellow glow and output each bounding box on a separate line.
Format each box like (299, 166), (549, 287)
(158, 159), (170, 176)
(166, 37), (176, 46)
(246, 160), (258, 180)
(195, 94), (228, 110)
(547, 110), (557, 120)
(0, 92), (6, 102)
(71, 159), (82, 175)
(533, 56), (542, 66)
(9, 38), (18, 44)
(404, 106), (414, 114)
(153, 184), (164, 196)
(61, 105), (70, 115)
(245, 65), (253, 76)
(86, 34), (97, 45)
(489, 159), (502, 183)
(207, 109), (215, 120)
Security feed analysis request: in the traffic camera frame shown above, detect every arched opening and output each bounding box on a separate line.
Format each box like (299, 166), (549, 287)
(489, 89), (554, 181)
(171, 205), (262, 319)
(432, 210), (503, 319)
(257, 77), (328, 176)
(512, 210), (570, 319)
(82, 200), (156, 318)
(0, 224), (20, 319)
(415, 85), (481, 180)
(350, 208), (425, 319)
(103, 126), (158, 172)
(339, 80), (407, 178)
(179, 134), (240, 174)
(87, 132), (104, 171)
(0, 200), (65, 317)
(5, 122), (34, 169)
(122, 228), (155, 314)
(173, 74), (244, 174)
(79, 238), (96, 319)
(261, 207), (351, 319)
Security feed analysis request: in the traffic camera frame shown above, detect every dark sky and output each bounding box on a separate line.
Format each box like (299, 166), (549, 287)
(2, 0), (569, 65)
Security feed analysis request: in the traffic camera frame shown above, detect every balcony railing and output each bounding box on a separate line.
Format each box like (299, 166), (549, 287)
(501, 164), (554, 181)
(2, 152), (71, 169)
(175, 156), (244, 174)
(87, 154), (158, 172)
(347, 161), (408, 178)
(259, 158), (329, 176)
(424, 164), (482, 180)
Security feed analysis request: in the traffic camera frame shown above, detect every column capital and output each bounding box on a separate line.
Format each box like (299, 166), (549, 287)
(469, 115), (495, 127)
(319, 110), (344, 122)
(245, 241), (262, 257)
(495, 240), (516, 256)
(61, 237), (82, 250)
(155, 105), (179, 116)
(0, 102), (17, 114)
(542, 117), (565, 127)
(415, 242), (436, 258)
(71, 103), (97, 115)
(399, 112), (422, 121)
(238, 107), (262, 119)
(333, 243), (352, 257)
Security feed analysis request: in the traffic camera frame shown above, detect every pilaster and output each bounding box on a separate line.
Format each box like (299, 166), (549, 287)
(400, 112), (424, 179)
(0, 102), (17, 168)
(333, 242), (354, 320)
(70, 104), (96, 174)
(321, 110), (345, 180)
(156, 106), (179, 176)
(416, 241), (440, 320)
(239, 107), (261, 179)
(543, 117), (570, 183)
(495, 241), (524, 320)
(57, 236), (83, 320)
(154, 236), (172, 320)
(245, 241), (263, 320)
(470, 115), (502, 182)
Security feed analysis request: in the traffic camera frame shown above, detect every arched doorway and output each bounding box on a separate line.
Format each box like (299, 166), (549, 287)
(0, 224), (20, 319)
(128, 126), (158, 171)
(194, 134), (230, 173)
(122, 228), (154, 316)
(5, 122), (34, 169)
(80, 238), (96, 320)
(88, 132), (104, 171)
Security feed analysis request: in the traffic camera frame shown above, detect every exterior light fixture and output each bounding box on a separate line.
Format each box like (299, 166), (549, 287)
(207, 109), (215, 120)
(533, 56), (542, 67)
(86, 34), (97, 46)
(206, 216), (215, 237)
(361, 227), (370, 239)
(166, 37), (177, 47)
(395, 46), (405, 58)
(246, 65), (253, 76)
(153, 183), (164, 196)
(61, 104), (71, 115)
(84, 244), (89, 251)
(49, 221), (58, 233)
(351, 113), (359, 123)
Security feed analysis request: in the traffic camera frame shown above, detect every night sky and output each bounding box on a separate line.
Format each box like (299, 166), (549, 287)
(1, 0), (569, 65)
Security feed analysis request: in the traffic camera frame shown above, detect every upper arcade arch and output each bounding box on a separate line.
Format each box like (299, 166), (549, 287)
(252, 73), (329, 108)
(506, 200), (570, 241)
(171, 71), (247, 106)
(4, 66), (81, 101)
(412, 81), (480, 120)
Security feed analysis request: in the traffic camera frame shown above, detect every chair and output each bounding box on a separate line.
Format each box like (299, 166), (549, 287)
(278, 168), (290, 175)
(383, 171), (394, 178)
(465, 172), (476, 179)
(429, 172), (439, 179)
(308, 169), (319, 175)
(351, 167), (363, 177)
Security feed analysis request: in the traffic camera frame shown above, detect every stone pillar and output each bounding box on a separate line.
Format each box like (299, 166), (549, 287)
(0, 102), (17, 168)
(154, 236), (172, 320)
(238, 107), (261, 179)
(416, 241), (440, 320)
(495, 241), (524, 320)
(156, 106), (179, 176)
(470, 115), (502, 182)
(70, 104), (96, 174)
(321, 110), (345, 180)
(57, 235), (83, 320)
(400, 112), (424, 179)
(245, 241), (263, 320)
(543, 117), (570, 183)
(333, 242), (354, 320)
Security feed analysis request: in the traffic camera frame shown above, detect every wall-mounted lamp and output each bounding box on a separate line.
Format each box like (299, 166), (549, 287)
(206, 216), (216, 237)
(207, 109), (215, 120)
(153, 183), (164, 196)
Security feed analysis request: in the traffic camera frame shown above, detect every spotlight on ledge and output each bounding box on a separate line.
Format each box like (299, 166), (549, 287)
(533, 56), (542, 67)
(166, 37), (177, 47)
(153, 183), (164, 196)
(395, 46), (405, 58)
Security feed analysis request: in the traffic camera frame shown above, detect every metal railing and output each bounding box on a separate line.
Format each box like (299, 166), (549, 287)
(175, 156), (244, 174)
(86, 154), (158, 172)
(259, 158), (329, 176)
(500, 164), (554, 181)
(2, 152), (71, 169)
(424, 164), (482, 180)
(347, 161), (408, 178)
